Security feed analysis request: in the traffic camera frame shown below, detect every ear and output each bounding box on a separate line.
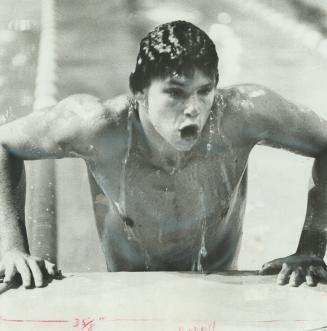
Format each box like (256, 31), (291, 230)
(134, 90), (148, 110)
(134, 91), (145, 102)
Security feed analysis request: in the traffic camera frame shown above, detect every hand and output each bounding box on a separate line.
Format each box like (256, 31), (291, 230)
(0, 250), (59, 288)
(259, 254), (327, 287)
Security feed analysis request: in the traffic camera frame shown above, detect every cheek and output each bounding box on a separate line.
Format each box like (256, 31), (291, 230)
(148, 97), (179, 122)
(148, 93), (167, 114)
(200, 94), (215, 112)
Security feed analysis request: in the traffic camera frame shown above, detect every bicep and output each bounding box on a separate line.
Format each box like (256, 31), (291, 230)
(244, 85), (327, 157)
(0, 108), (68, 160)
(0, 94), (100, 160)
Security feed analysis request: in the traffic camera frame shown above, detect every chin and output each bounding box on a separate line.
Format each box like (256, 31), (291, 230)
(174, 140), (196, 152)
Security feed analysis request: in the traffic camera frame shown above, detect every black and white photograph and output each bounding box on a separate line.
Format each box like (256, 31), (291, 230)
(0, 1), (327, 330)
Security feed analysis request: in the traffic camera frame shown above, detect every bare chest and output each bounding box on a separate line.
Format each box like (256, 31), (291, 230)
(87, 142), (250, 230)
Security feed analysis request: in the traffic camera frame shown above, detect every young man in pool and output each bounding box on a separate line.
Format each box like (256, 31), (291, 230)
(0, 20), (327, 289)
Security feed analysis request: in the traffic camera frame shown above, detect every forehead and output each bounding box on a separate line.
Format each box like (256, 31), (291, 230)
(152, 68), (214, 88)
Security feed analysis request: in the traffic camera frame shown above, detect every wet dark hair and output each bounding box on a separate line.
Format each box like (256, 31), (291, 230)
(129, 20), (219, 94)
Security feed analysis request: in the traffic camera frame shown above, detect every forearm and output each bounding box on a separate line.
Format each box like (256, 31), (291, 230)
(0, 145), (29, 255)
(296, 155), (327, 258)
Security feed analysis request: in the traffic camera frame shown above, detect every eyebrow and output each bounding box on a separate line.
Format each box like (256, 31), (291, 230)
(166, 78), (187, 87)
(166, 80), (214, 89)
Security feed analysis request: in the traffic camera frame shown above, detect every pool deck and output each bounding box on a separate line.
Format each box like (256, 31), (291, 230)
(0, 272), (327, 331)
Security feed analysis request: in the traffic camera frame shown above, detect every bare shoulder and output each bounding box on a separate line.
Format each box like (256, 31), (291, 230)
(216, 83), (274, 115)
(215, 84), (327, 156)
(214, 84), (288, 140)
(51, 93), (130, 148)
(54, 93), (130, 135)
(0, 94), (131, 161)
(211, 84), (268, 144)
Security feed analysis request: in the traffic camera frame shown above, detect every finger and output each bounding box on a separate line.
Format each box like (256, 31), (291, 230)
(0, 262), (5, 277)
(277, 263), (292, 285)
(0, 282), (14, 295)
(318, 259), (327, 270)
(15, 260), (32, 288)
(306, 266), (317, 287)
(45, 261), (57, 276)
(259, 260), (282, 275)
(3, 263), (16, 283)
(28, 260), (43, 288)
(289, 268), (304, 287)
(315, 266), (327, 282)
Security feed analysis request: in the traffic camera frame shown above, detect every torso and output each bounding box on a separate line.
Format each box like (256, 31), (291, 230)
(86, 89), (255, 271)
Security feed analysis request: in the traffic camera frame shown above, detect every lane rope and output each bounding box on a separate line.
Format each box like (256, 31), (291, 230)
(229, 0), (327, 58)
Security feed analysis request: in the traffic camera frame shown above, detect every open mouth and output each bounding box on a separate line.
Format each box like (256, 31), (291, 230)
(179, 124), (199, 140)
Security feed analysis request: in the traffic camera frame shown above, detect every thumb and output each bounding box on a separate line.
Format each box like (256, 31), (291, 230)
(0, 282), (13, 295)
(259, 259), (283, 275)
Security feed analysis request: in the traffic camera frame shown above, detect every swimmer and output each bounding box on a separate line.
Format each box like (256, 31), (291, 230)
(0, 21), (327, 288)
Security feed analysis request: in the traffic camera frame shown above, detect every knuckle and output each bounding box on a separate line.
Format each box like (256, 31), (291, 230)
(308, 265), (316, 272)
(30, 256), (40, 261)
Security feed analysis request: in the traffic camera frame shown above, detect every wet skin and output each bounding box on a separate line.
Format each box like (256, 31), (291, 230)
(1, 71), (327, 286)
(87, 98), (249, 271)
(85, 71), (252, 271)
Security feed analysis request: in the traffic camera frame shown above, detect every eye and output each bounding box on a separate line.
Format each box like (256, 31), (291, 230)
(164, 88), (185, 98)
(198, 87), (213, 96)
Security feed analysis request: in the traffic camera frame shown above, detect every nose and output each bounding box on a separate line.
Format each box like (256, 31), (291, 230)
(184, 97), (200, 118)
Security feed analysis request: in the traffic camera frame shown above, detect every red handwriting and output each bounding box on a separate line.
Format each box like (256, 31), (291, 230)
(73, 318), (95, 331)
(179, 321), (216, 331)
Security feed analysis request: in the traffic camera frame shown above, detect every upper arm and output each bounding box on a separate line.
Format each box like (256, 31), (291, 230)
(232, 84), (327, 157)
(0, 94), (129, 160)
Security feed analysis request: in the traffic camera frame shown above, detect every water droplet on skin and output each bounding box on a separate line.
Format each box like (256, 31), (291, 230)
(119, 111), (132, 216)
(193, 187), (208, 272)
(241, 99), (254, 110)
(248, 89), (265, 98)
(118, 109), (151, 269)
(206, 110), (215, 155)
(200, 246), (207, 257)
